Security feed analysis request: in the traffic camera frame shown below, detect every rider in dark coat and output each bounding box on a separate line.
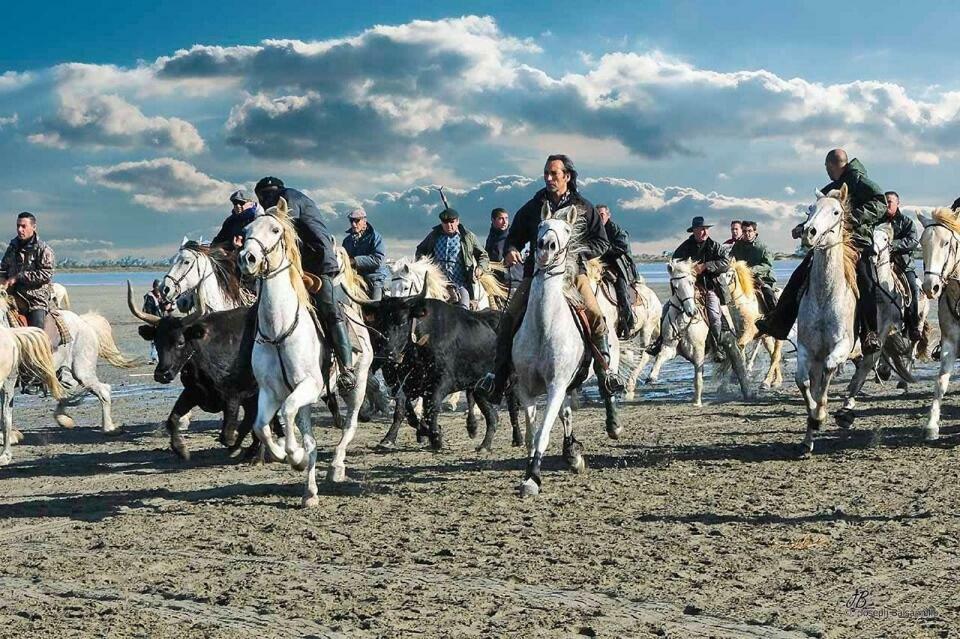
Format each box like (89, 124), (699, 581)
(597, 204), (639, 337)
(342, 208), (387, 301)
(756, 150), (887, 353)
(884, 191), (922, 341)
(255, 176), (355, 390)
(730, 221), (777, 311)
(212, 190), (259, 248)
(0, 212), (54, 328)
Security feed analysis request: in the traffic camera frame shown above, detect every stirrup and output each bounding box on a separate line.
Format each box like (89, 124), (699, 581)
(476, 372), (504, 404)
(601, 374), (625, 395)
(337, 367), (357, 392)
(862, 332), (881, 354)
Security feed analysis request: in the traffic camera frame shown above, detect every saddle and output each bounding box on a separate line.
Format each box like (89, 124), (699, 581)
(566, 305), (598, 393)
(7, 307), (71, 348)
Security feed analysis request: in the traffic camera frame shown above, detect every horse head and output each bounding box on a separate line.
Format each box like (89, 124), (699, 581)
(805, 183), (849, 249)
(162, 243), (210, 303)
(871, 223), (893, 266)
(919, 207), (960, 299)
(536, 203), (579, 273)
(239, 198), (289, 278)
(667, 259), (697, 317)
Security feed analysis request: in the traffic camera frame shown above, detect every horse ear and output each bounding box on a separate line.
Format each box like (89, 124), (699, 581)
(560, 205), (579, 226)
(916, 211), (933, 228)
(666, 261), (674, 274)
(541, 200), (552, 220)
(181, 236), (189, 248)
(277, 197), (288, 215)
(838, 182), (849, 202)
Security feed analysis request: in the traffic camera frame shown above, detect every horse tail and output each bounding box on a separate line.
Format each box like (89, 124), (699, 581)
(11, 327), (64, 400)
(81, 312), (142, 368)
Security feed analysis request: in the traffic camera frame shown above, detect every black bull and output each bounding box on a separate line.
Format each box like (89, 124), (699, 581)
(355, 291), (521, 451)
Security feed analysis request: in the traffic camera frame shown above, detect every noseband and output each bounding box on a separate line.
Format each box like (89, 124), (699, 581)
(535, 226), (569, 277)
(244, 216), (290, 281)
(163, 249), (211, 301)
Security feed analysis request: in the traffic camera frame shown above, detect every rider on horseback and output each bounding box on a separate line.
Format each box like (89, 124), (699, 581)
(597, 204), (639, 338)
(254, 176), (356, 391)
(1, 212), (54, 331)
(756, 149), (887, 353)
(883, 191), (922, 343)
(477, 154), (623, 402)
(731, 221), (777, 311)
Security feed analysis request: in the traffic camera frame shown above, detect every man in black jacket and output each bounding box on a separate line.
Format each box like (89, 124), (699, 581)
(885, 191), (922, 342)
(477, 154), (622, 401)
(254, 176), (355, 390)
(212, 190), (259, 248)
(597, 204), (638, 337)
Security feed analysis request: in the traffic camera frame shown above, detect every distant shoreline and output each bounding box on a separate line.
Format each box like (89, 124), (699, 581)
(56, 265), (167, 273)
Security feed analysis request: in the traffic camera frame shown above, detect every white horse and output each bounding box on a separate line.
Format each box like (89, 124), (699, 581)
(161, 240), (250, 314)
(600, 275), (661, 401)
(718, 260), (783, 389)
(795, 186), (859, 454)
(917, 207), (960, 441)
(238, 199), (372, 507)
(0, 326), (65, 465)
(51, 283), (70, 310)
(387, 256), (507, 311)
(0, 290), (139, 432)
(516, 203), (621, 497)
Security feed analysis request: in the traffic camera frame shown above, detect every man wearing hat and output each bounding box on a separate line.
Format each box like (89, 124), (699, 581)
(415, 206), (488, 308)
(342, 208), (387, 301)
(212, 190), (260, 248)
(254, 176), (356, 390)
(649, 216), (733, 362)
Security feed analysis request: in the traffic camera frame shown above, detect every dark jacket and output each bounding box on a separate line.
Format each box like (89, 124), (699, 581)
(888, 210), (919, 273)
(820, 158), (886, 249)
(730, 238), (775, 285)
(485, 226), (509, 263)
(415, 223), (489, 290)
(283, 187), (338, 276)
(0, 234), (54, 311)
(602, 219), (638, 282)
(507, 188), (609, 278)
(343, 223), (387, 284)
(212, 205), (258, 246)
(673, 235), (729, 302)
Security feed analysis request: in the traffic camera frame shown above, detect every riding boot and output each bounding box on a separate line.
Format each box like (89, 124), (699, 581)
(759, 284), (778, 314)
(477, 278), (531, 404)
(591, 333), (625, 395)
(855, 256), (881, 354)
(331, 320), (357, 392)
(756, 252), (812, 339)
(645, 335), (662, 357)
(614, 277), (636, 338)
(709, 326), (726, 363)
(720, 331), (751, 400)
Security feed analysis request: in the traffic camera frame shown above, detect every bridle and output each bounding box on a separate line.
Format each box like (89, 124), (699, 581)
(244, 216), (290, 281)
(922, 223), (960, 286)
(808, 206), (846, 252)
(535, 225), (570, 278)
(163, 249), (211, 302)
(665, 272), (700, 336)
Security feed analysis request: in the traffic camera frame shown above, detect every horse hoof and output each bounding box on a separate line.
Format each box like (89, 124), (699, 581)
(327, 465), (346, 483)
(375, 439), (397, 451)
(55, 414), (75, 429)
(11, 429), (24, 445)
(518, 479), (540, 498)
(0, 452), (11, 466)
(606, 425), (622, 440)
(692, 401), (702, 408)
(171, 444), (190, 461)
(475, 442), (494, 454)
(923, 428), (940, 442)
(302, 495), (320, 509)
(835, 410), (855, 430)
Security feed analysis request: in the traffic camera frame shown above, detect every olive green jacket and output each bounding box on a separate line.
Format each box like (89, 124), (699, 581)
(820, 158), (887, 249)
(730, 238), (775, 285)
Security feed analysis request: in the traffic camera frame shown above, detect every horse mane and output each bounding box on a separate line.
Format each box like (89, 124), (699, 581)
(932, 207), (960, 233)
(729, 260), (755, 299)
(668, 258), (696, 277)
(335, 245), (370, 301)
(477, 270), (507, 301)
(264, 205), (312, 309)
(823, 188), (860, 297)
(393, 257), (451, 299)
(180, 241), (246, 306)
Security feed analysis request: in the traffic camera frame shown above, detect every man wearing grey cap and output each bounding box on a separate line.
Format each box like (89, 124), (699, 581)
(342, 208), (387, 300)
(415, 206), (488, 308)
(212, 190), (259, 248)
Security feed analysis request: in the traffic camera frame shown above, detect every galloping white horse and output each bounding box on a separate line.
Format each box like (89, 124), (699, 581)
(795, 185), (859, 454)
(596, 274), (661, 401)
(0, 289), (139, 432)
(516, 203), (621, 497)
(0, 326), (65, 465)
(719, 260), (783, 389)
(917, 207), (960, 441)
(239, 199), (372, 507)
(387, 256), (507, 310)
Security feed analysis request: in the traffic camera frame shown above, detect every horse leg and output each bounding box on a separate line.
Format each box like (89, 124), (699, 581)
(794, 347), (815, 413)
(74, 364), (116, 434)
(560, 399), (585, 474)
(838, 350), (879, 429)
(0, 379), (12, 466)
(519, 385), (566, 497)
(280, 379), (321, 470)
(474, 394), (499, 453)
(507, 388), (522, 447)
(296, 405), (320, 508)
(692, 360), (704, 407)
(624, 351), (649, 400)
(926, 329), (959, 441)
(329, 360), (367, 483)
(599, 383), (622, 439)
(646, 342), (677, 384)
(801, 360), (825, 455)
(252, 389), (285, 463)
(464, 390), (479, 439)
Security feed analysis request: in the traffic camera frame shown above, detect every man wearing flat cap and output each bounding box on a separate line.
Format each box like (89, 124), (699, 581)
(650, 216), (735, 363)
(254, 175), (357, 390)
(212, 190), (260, 248)
(415, 206), (488, 308)
(343, 208), (387, 301)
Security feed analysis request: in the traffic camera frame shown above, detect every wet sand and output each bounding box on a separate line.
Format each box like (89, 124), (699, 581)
(0, 284), (957, 638)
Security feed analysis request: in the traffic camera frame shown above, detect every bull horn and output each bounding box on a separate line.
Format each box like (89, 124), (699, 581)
(182, 308), (204, 325)
(418, 273), (430, 301)
(341, 286), (378, 310)
(127, 281), (160, 325)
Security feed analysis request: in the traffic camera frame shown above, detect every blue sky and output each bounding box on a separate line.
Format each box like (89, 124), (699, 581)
(1, 1), (958, 259)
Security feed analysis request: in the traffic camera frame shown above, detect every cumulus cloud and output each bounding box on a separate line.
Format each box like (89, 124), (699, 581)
(784, 186), (796, 195)
(0, 71), (32, 92)
(83, 158), (239, 212)
(0, 114), (17, 128)
(30, 93), (204, 153)
(47, 238), (115, 248)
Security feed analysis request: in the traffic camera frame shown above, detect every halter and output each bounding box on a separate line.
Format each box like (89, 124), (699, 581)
(664, 272), (700, 336)
(923, 223), (960, 285)
(809, 214), (845, 252)
(163, 249), (212, 301)
(534, 226), (570, 277)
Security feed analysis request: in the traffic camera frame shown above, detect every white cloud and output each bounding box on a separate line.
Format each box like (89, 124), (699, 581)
(0, 114), (17, 128)
(911, 151), (940, 165)
(47, 238), (115, 247)
(717, 172), (730, 181)
(83, 158), (240, 212)
(0, 71), (32, 92)
(784, 186), (796, 195)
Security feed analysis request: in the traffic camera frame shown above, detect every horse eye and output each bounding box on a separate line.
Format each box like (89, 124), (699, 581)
(273, 227), (281, 234)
